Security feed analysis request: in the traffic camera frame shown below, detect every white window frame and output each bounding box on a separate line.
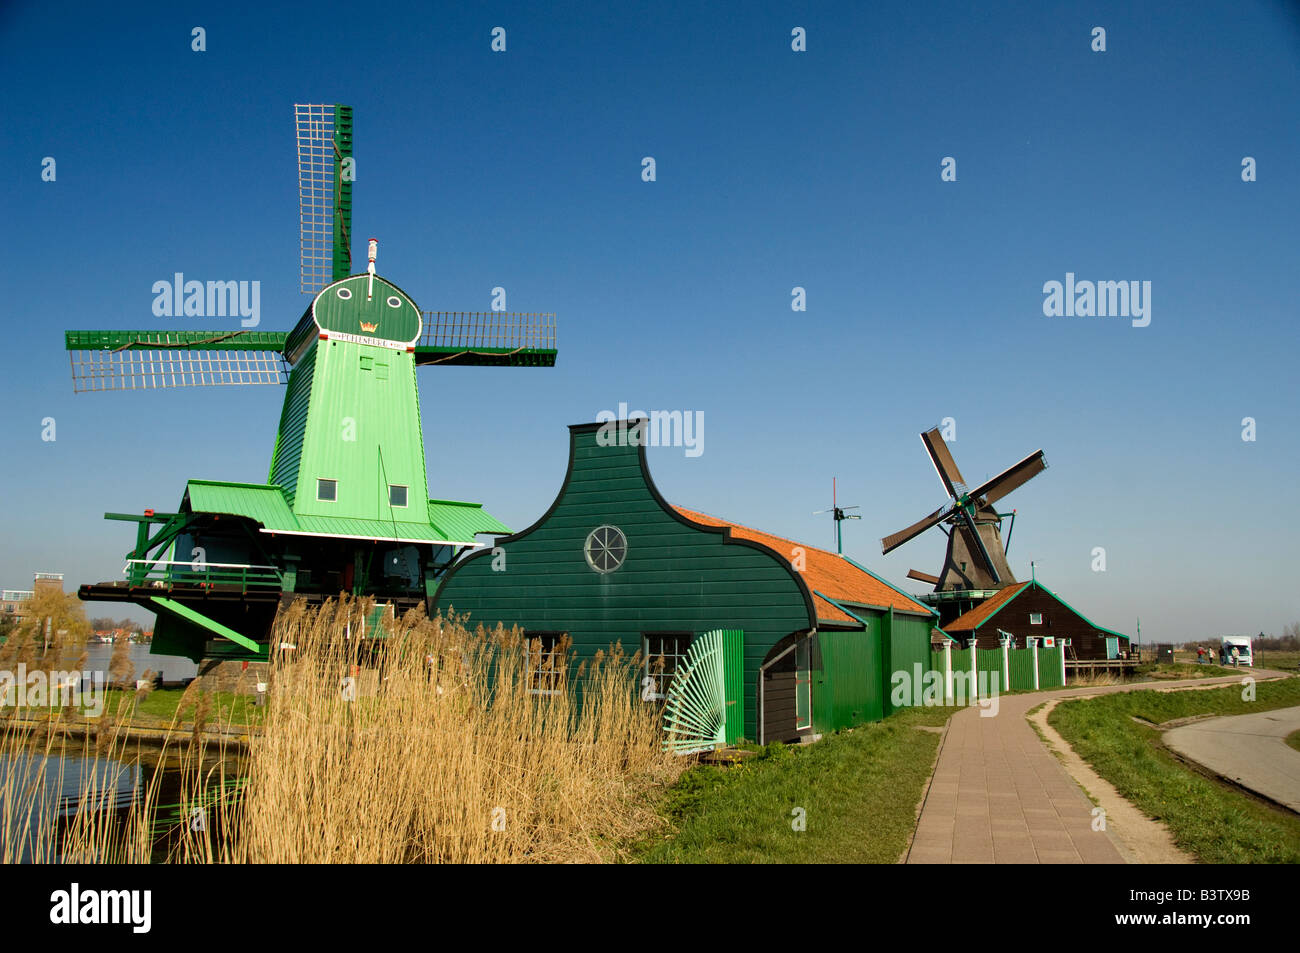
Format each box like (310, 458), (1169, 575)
(584, 524), (628, 574)
(642, 632), (692, 701)
(317, 478), (338, 502)
(1029, 612), (1043, 625)
(389, 484), (408, 508)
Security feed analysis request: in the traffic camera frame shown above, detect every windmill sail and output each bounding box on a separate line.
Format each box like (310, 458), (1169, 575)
(296, 103), (353, 293)
(65, 330), (289, 392)
(417, 312), (558, 367)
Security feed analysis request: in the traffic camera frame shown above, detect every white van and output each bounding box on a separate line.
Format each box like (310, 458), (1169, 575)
(1220, 636), (1253, 667)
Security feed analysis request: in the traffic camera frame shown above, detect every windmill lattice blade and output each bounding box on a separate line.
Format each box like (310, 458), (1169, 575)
(881, 504), (950, 555)
(957, 506), (1000, 582)
(69, 349), (288, 392)
(415, 312), (558, 366)
(966, 450), (1047, 506)
(921, 428), (966, 497)
(296, 103), (350, 294)
(907, 569), (941, 585)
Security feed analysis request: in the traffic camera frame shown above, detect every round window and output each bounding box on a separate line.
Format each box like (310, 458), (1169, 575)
(584, 525), (627, 574)
(336, 287), (352, 299)
(386, 295), (402, 308)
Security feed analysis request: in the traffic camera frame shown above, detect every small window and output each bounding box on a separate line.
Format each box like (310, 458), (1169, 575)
(317, 478), (337, 502)
(642, 633), (692, 701)
(1030, 613), (1043, 625)
(523, 632), (566, 695)
(386, 295), (402, 308)
(359, 355), (373, 371)
(584, 525), (627, 573)
(336, 287), (352, 299)
(375, 362), (388, 381)
(389, 484), (408, 508)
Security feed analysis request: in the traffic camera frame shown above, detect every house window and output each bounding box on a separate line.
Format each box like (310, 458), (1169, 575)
(642, 632), (692, 701)
(523, 632), (566, 695)
(375, 362), (388, 381)
(317, 478), (337, 502)
(389, 485), (408, 508)
(1030, 613), (1043, 625)
(360, 355), (373, 371)
(584, 525), (627, 573)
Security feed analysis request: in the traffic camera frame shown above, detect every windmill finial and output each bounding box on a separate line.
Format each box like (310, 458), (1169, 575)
(367, 238), (378, 299)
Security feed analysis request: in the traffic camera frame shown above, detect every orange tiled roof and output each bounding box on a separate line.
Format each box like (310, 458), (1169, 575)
(943, 581), (1031, 632)
(673, 506), (932, 625)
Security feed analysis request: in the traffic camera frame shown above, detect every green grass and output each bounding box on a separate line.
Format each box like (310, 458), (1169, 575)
(1049, 676), (1300, 863)
(633, 705), (957, 864)
(90, 687), (263, 728)
(1257, 651), (1300, 674)
(1135, 661), (1237, 679)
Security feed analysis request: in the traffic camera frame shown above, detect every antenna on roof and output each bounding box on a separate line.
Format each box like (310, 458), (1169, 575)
(813, 477), (860, 555)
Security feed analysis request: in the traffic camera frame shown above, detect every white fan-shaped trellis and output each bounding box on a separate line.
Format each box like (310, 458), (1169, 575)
(661, 629), (727, 755)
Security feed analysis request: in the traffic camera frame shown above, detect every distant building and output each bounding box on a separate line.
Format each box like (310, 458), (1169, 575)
(1, 572), (63, 626)
(942, 578), (1130, 660)
(2, 589), (33, 624)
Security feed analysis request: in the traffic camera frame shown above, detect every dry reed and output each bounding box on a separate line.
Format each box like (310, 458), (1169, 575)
(0, 597), (681, 863)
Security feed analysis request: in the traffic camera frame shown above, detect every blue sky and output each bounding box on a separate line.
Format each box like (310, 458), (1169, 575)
(2, 0), (1297, 642)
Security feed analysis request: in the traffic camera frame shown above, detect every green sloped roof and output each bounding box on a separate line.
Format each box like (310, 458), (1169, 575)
(428, 499), (512, 539)
(184, 481), (505, 546)
(186, 481), (296, 527)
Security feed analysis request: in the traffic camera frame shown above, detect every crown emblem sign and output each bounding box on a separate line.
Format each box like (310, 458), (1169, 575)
(359, 321), (378, 332)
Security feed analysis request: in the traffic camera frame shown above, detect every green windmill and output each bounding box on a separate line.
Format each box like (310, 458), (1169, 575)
(65, 104), (557, 665)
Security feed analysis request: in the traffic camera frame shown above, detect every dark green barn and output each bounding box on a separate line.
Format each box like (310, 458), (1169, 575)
(434, 420), (940, 744)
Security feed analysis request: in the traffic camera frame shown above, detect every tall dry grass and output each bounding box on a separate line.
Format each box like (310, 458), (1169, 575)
(0, 597), (680, 863)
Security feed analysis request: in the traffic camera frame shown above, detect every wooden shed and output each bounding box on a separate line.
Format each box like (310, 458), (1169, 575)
(433, 420), (940, 745)
(942, 577), (1130, 660)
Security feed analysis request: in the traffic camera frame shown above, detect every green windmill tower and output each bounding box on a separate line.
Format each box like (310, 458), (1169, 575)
(65, 104), (557, 666)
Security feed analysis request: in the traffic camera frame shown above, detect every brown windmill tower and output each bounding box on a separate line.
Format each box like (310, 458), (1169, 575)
(881, 428), (1046, 627)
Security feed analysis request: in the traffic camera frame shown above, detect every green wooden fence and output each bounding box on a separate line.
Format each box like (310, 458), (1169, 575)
(1037, 646), (1065, 689)
(977, 648), (1005, 691)
(1007, 647), (1037, 691)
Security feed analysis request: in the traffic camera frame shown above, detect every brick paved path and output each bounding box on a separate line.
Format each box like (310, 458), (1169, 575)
(905, 672), (1278, 864)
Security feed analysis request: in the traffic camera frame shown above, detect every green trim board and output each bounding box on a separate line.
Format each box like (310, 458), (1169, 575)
(65, 330), (289, 351)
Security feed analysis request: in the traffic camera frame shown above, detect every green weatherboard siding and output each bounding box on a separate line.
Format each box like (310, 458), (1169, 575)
(434, 424), (813, 742)
(271, 274), (430, 524)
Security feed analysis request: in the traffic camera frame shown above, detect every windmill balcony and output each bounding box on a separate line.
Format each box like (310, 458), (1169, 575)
(122, 559), (283, 593)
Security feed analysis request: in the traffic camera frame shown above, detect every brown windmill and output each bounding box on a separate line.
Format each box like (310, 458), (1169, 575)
(881, 428), (1047, 625)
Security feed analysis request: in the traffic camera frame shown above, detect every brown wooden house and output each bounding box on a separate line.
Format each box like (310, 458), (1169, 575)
(942, 578), (1130, 660)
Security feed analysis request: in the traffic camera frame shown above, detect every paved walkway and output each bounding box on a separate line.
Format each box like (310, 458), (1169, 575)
(906, 671), (1284, 864)
(1165, 705), (1300, 812)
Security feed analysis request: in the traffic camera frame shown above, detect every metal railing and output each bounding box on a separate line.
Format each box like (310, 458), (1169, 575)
(124, 560), (282, 591)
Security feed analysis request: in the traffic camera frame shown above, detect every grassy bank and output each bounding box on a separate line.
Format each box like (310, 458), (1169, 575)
(1048, 677), (1300, 864)
(634, 705), (956, 864)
